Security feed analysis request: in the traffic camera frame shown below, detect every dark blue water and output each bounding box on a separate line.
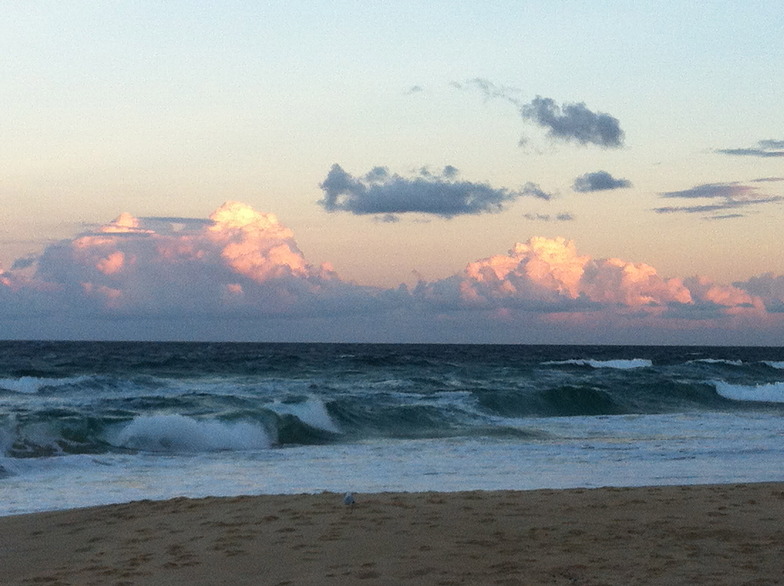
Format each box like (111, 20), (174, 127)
(2, 342), (783, 515)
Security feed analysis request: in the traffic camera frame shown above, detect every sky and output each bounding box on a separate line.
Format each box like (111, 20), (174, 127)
(1, 1), (783, 344)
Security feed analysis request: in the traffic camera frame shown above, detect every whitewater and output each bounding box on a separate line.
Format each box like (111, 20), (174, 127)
(1, 342), (783, 516)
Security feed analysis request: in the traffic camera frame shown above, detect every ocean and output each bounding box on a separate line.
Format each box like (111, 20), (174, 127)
(1, 341), (783, 516)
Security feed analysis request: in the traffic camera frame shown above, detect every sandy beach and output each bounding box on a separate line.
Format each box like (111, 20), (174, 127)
(1, 483), (782, 585)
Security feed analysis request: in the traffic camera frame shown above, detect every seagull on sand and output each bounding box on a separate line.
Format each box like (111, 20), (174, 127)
(343, 492), (355, 509)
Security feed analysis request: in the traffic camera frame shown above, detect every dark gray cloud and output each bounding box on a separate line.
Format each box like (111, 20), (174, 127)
(660, 183), (756, 199)
(572, 171), (632, 192)
(704, 214), (745, 221)
(520, 96), (625, 148)
(716, 139), (784, 158)
(654, 182), (783, 217)
(319, 164), (538, 218)
(521, 182), (554, 201)
(374, 214), (400, 224)
(453, 79), (625, 148)
(523, 212), (575, 222)
(11, 255), (37, 270)
(735, 273), (784, 312)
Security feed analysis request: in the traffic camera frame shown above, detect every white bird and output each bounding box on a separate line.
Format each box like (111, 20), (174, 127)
(343, 492), (355, 508)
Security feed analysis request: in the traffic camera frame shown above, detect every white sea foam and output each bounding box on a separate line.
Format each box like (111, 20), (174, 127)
(764, 361), (784, 370)
(268, 398), (341, 433)
(713, 381), (784, 404)
(544, 359), (652, 370)
(691, 359), (745, 366)
(108, 414), (273, 452)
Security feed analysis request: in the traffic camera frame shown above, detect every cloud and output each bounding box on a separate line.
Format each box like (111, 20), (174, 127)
(2, 203), (783, 343)
(572, 171), (632, 192)
(413, 236), (770, 339)
(453, 79), (625, 148)
(416, 236), (693, 310)
(523, 213), (574, 222)
(520, 96), (625, 148)
(318, 164), (538, 218)
(735, 273), (784, 312)
(11, 256), (37, 270)
(21, 202), (379, 319)
(451, 78), (521, 103)
(520, 182), (555, 200)
(654, 182), (783, 218)
(716, 139), (784, 158)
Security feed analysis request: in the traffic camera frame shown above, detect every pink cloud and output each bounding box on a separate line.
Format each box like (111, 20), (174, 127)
(437, 236), (698, 311)
(19, 202), (352, 316)
(1, 201), (783, 343)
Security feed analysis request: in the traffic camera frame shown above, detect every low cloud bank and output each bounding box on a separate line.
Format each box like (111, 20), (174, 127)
(1, 202), (782, 343)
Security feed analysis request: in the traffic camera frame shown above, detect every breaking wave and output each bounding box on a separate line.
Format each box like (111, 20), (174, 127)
(543, 358), (653, 369)
(713, 381), (784, 404)
(108, 415), (273, 453)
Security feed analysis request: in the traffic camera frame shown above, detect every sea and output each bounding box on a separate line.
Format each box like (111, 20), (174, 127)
(1, 341), (783, 516)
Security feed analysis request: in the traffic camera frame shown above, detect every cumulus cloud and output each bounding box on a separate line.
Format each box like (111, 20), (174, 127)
(520, 96), (625, 148)
(453, 78), (625, 148)
(716, 139), (784, 158)
(318, 164), (539, 218)
(413, 236), (770, 333)
(416, 237), (692, 310)
(572, 171), (632, 192)
(24, 202), (377, 318)
(655, 182), (783, 218)
(1, 203), (783, 343)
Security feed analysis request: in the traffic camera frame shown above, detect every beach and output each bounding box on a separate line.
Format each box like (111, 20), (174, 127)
(1, 483), (783, 585)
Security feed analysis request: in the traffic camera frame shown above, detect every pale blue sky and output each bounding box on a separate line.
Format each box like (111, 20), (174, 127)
(1, 1), (782, 342)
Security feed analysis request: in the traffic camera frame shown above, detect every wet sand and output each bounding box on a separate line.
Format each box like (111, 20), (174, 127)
(1, 483), (783, 585)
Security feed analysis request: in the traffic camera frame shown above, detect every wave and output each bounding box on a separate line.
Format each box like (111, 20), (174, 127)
(0, 375), (94, 394)
(764, 361), (784, 370)
(690, 358), (745, 366)
(267, 398), (341, 434)
(107, 414), (273, 453)
(542, 358), (652, 369)
(713, 381), (784, 404)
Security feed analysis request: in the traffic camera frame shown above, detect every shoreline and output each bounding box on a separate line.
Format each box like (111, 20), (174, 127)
(2, 482), (783, 585)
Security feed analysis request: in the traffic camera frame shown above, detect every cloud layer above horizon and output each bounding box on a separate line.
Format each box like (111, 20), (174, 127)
(2, 202), (782, 344)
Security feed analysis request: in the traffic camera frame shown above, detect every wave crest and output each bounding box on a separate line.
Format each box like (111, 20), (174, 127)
(713, 381), (784, 404)
(108, 414), (273, 453)
(543, 358), (652, 369)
